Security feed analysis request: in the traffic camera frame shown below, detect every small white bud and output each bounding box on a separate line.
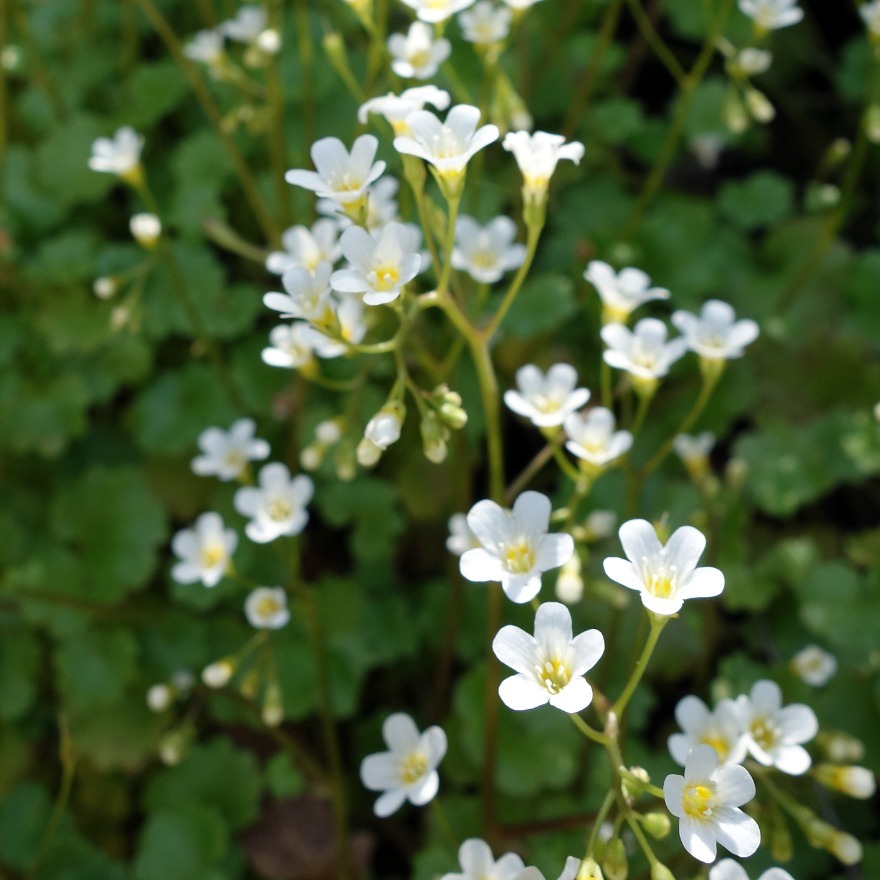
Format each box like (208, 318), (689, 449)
(256, 28), (281, 54)
(356, 437), (383, 468)
(130, 212), (161, 249)
(202, 659), (234, 688)
(93, 276), (118, 299)
(146, 683), (173, 712)
(814, 764), (877, 799)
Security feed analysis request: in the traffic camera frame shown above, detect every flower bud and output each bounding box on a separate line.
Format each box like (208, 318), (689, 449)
(556, 554), (584, 604)
(202, 658), (235, 689)
(830, 830), (863, 865)
(365, 402), (404, 450)
(238, 667), (260, 700)
(256, 28), (281, 54)
(865, 105), (880, 144)
(335, 438), (358, 481)
(300, 443), (324, 471)
(356, 437), (383, 468)
(130, 212), (161, 249)
(602, 837), (627, 880)
(577, 857), (604, 880)
(819, 730), (865, 763)
(93, 276), (118, 299)
(110, 305), (131, 331)
(146, 683), (173, 712)
(262, 680), (284, 727)
(420, 410), (449, 463)
(650, 864), (675, 880)
(315, 418), (344, 445)
(640, 812), (671, 840)
(159, 725), (192, 766)
(814, 764), (877, 799)
(724, 91), (749, 133)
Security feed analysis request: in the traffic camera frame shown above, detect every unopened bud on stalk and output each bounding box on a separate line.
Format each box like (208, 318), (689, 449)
(602, 837), (627, 880)
(130, 212), (161, 249)
(556, 553), (584, 604)
(256, 28), (281, 54)
(300, 444), (324, 471)
(814, 764), (877, 799)
(640, 812), (671, 840)
(159, 725), (192, 766)
(724, 91), (749, 134)
(110, 305), (131, 331)
(650, 863), (675, 880)
(146, 683), (174, 712)
(430, 385), (468, 430)
(745, 87), (775, 123)
(420, 410), (449, 463)
(238, 667), (260, 700)
(819, 730), (865, 763)
(262, 681), (284, 727)
(335, 438), (358, 482)
(578, 857), (604, 880)
(769, 803), (794, 862)
(93, 276), (118, 299)
(865, 105), (880, 144)
(202, 658), (235, 689)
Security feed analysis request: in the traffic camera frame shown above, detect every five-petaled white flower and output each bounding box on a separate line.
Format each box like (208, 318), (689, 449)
(790, 644), (837, 687)
(184, 29), (225, 65)
(674, 431), (716, 474)
(88, 126), (144, 180)
(563, 407), (633, 470)
(263, 262), (335, 325)
(319, 176), (401, 231)
(261, 322), (316, 370)
(664, 744), (761, 864)
(503, 364), (590, 429)
(584, 260), (670, 324)
(603, 519), (724, 615)
(502, 131), (584, 203)
(171, 512), (237, 587)
(668, 695), (748, 767)
(459, 1), (512, 45)
(861, 0), (880, 38)
(359, 86), (451, 135)
(460, 491), (574, 603)
(400, 0), (478, 23)
(331, 222), (422, 306)
(220, 4), (267, 43)
(733, 680), (818, 775)
(709, 859), (794, 880)
(493, 602), (605, 713)
(265, 220), (342, 275)
(451, 215), (526, 284)
(234, 463), (314, 544)
(738, 0), (803, 31)
(302, 297), (368, 356)
(671, 300), (759, 362)
(285, 135), (385, 213)
(601, 319), (687, 391)
(192, 418), (270, 481)
(244, 586), (290, 629)
(446, 513), (481, 556)
(359, 712), (447, 817)
(440, 838), (525, 880)
(394, 104), (499, 183)
(387, 21), (452, 80)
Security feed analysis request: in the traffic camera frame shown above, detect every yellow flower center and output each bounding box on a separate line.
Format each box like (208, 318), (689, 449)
(699, 734), (730, 761)
(223, 450), (246, 472)
(683, 783), (716, 819)
(646, 571), (674, 598)
(399, 751), (428, 785)
(255, 595), (282, 619)
(372, 265), (400, 292)
(267, 498), (292, 522)
(408, 48), (431, 70)
(750, 717), (778, 751)
(470, 249), (497, 269)
(537, 657), (571, 695)
(201, 544), (226, 569)
(504, 540), (535, 573)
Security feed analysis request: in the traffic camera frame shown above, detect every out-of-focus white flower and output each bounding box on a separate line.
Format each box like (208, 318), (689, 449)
(400, 0), (478, 23)
(192, 418), (270, 480)
(451, 215), (526, 283)
(672, 300), (759, 362)
(690, 133), (726, 170)
(738, 0), (803, 31)
(331, 222), (422, 306)
(861, 0), (880, 38)
(555, 554), (583, 604)
(88, 126), (144, 181)
(285, 135), (385, 214)
(446, 513), (481, 556)
(814, 764), (877, 799)
(130, 212), (161, 249)
(668, 695), (748, 767)
(502, 131), (584, 204)
(512, 857), (581, 880)
(220, 5), (267, 42)
(503, 364), (590, 429)
(147, 684), (174, 712)
(664, 744), (761, 863)
(734, 680), (818, 775)
(674, 431), (716, 481)
(583, 510), (617, 542)
(301, 297), (368, 356)
(265, 220), (342, 275)
(261, 322), (316, 370)
(359, 86), (451, 135)
(202, 659), (235, 688)
(790, 644), (837, 686)
(359, 712), (447, 817)
(503, 0), (546, 8)
(388, 21), (451, 79)
(603, 519), (724, 616)
(263, 262), (335, 324)
(184, 28), (225, 65)
(244, 586), (290, 629)
(460, 491), (574, 604)
(563, 407), (633, 470)
(93, 277), (118, 300)
(729, 47), (773, 77)
(233, 463), (314, 544)
(357, 403), (405, 467)
(318, 176), (400, 231)
(601, 318), (687, 391)
(584, 261), (670, 323)
(709, 859), (794, 880)
(493, 601), (604, 713)
(394, 104), (499, 186)
(440, 838), (525, 880)
(171, 512), (237, 587)
(459, 1), (512, 45)
(256, 28), (281, 54)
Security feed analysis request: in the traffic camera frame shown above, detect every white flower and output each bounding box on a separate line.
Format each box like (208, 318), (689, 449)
(601, 319), (687, 386)
(668, 695), (748, 767)
(584, 260), (670, 323)
(220, 5), (267, 42)
(441, 838), (525, 880)
(459, 1), (512, 45)
(301, 297), (368, 356)
(394, 104), (499, 181)
(318, 176), (400, 231)
(93, 277), (117, 300)
(388, 21), (451, 79)
(664, 744), (761, 864)
(447, 513), (481, 556)
(503, 364), (590, 429)
(790, 644), (837, 687)
(265, 220), (342, 275)
(359, 86), (451, 135)
(674, 432), (716, 468)
(730, 47), (773, 77)
(331, 222), (422, 306)
(399, 0), (477, 23)
(690, 133), (725, 170)
(583, 510), (617, 541)
(233, 463), (314, 544)
(244, 586), (290, 629)
(503, 0), (546, 8)
(451, 215), (526, 284)
(513, 858), (581, 880)
(365, 406), (404, 450)
(733, 680), (818, 775)
(192, 418), (270, 480)
(261, 322), (316, 370)
(493, 602), (604, 713)
(359, 712), (447, 817)
(861, 0), (880, 38)
(202, 659), (234, 688)
(563, 407), (633, 469)
(184, 28), (225, 65)
(263, 262), (334, 324)
(171, 512), (237, 587)
(814, 764), (877, 799)
(460, 491), (574, 604)
(129, 213), (161, 248)
(603, 519), (724, 615)
(709, 860), (794, 880)
(88, 126), (144, 179)
(738, 0), (803, 31)
(502, 130), (584, 202)
(671, 300), (759, 361)
(147, 684), (173, 712)
(285, 135), (385, 210)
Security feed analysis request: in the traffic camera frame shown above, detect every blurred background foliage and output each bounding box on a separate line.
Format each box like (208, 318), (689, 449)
(0, 0), (878, 878)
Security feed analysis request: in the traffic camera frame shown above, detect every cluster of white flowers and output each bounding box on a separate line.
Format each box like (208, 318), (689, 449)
(183, 4), (280, 70)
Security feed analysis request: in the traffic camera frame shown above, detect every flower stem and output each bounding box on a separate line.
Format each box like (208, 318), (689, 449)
(571, 713), (611, 746)
(625, 0), (686, 85)
(612, 614), (667, 718)
(484, 221), (542, 341)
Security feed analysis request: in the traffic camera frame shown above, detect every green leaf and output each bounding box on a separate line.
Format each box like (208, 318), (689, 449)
(718, 172), (795, 231)
(134, 805), (228, 880)
(0, 631), (41, 721)
(0, 782), (52, 869)
(124, 61), (189, 129)
(264, 752), (304, 798)
(501, 273), (578, 339)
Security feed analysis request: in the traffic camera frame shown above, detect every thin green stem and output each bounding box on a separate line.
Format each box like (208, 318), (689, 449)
(600, 360), (613, 408)
(432, 798), (458, 850)
(571, 713), (612, 745)
(437, 193), (461, 298)
(504, 437), (560, 503)
(484, 222), (542, 340)
(625, 0), (686, 85)
(625, 810), (659, 867)
(267, 0), (291, 226)
(612, 615), (667, 718)
(631, 391), (654, 437)
(295, 0), (316, 167)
